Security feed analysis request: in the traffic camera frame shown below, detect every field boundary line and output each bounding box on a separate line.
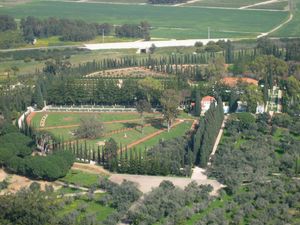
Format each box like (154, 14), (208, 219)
(240, 0), (285, 9)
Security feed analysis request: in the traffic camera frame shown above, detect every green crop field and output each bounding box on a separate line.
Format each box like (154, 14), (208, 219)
(0, 1), (288, 39)
(134, 120), (193, 150)
(270, 0), (300, 37)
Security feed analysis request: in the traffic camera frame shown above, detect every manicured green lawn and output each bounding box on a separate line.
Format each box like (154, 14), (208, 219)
(59, 169), (102, 187)
(85, 124), (162, 147)
(30, 111), (193, 150)
(31, 112), (159, 128)
(57, 186), (84, 194)
(135, 120), (193, 150)
(0, 1), (288, 39)
(45, 122), (140, 140)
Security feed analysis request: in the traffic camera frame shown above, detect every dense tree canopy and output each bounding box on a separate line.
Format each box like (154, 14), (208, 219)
(0, 15), (17, 32)
(0, 185), (58, 225)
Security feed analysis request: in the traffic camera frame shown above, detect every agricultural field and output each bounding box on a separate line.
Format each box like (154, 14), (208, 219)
(29, 111), (194, 150)
(270, 0), (300, 37)
(0, 1), (289, 39)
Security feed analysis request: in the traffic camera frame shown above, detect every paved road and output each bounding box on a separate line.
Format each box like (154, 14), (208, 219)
(84, 38), (228, 50)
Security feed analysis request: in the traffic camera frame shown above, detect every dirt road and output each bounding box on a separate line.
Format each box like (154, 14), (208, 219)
(109, 172), (223, 196)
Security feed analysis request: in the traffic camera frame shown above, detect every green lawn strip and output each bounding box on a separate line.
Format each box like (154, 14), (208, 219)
(48, 127), (76, 140)
(45, 122), (138, 141)
(57, 186), (84, 195)
(85, 125), (161, 147)
(177, 111), (198, 120)
(59, 169), (101, 188)
(57, 194), (114, 223)
(0, 1), (288, 39)
(31, 112), (160, 128)
(30, 112), (44, 128)
(134, 120), (193, 150)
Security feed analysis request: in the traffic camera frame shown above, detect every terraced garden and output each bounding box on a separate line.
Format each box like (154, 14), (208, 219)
(29, 111), (194, 151)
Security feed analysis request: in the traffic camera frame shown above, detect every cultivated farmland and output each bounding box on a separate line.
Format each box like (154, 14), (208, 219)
(270, 0), (300, 37)
(0, 1), (289, 39)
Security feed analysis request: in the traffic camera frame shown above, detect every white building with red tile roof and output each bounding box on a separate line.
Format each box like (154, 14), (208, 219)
(201, 96), (216, 114)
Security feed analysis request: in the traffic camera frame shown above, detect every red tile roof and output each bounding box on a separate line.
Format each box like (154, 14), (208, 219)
(201, 96), (216, 102)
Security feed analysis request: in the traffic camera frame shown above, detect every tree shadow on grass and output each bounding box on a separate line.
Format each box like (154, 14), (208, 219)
(123, 122), (140, 129)
(145, 118), (165, 130)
